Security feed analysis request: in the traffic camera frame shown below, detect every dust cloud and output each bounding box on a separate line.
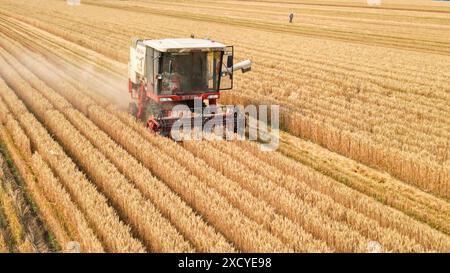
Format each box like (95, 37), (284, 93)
(74, 59), (131, 110)
(12, 42), (131, 110)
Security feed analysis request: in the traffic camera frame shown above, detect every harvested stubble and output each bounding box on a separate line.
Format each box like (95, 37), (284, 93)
(0, 164), (9, 253)
(0, 154), (42, 253)
(0, 33), (110, 115)
(0, 79), (145, 253)
(0, 184), (29, 251)
(277, 135), (450, 229)
(0, 229), (7, 253)
(0, 122), (70, 251)
(30, 153), (104, 253)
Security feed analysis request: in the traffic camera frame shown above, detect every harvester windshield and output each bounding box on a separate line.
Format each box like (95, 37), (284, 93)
(160, 51), (222, 95)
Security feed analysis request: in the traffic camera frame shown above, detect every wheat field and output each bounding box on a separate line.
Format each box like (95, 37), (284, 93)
(0, 0), (449, 253)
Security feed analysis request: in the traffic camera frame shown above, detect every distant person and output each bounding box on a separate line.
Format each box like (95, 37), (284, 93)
(288, 12), (294, 23)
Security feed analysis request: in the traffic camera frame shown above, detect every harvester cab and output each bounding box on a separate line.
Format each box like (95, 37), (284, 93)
(128, 38), (251, 136)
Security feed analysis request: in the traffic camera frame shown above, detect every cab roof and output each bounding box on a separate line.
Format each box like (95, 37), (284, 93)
(142, 38), (226, 52)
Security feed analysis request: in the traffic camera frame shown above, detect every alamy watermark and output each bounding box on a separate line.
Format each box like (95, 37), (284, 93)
(168, 99), (279, 151)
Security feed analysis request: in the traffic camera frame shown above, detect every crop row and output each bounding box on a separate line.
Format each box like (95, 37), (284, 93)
(0, 77), (144, 253)
(0, 107), (70, 252)
(0, 43), (235, 253)
(0, 154), (33, 252)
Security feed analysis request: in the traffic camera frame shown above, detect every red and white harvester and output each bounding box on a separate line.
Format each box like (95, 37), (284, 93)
(128, 38), (251, 136)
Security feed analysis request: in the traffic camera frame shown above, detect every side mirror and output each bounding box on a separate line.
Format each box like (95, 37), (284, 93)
(169, 60), (173, 75)
(227, 55), (233, 69)
(227, 55), (233, 79)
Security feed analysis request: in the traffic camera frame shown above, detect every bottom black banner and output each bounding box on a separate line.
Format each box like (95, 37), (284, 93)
(0, 253), (444, 272)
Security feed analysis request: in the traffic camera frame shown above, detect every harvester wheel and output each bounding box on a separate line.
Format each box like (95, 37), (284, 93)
(146, 116), (159, 134)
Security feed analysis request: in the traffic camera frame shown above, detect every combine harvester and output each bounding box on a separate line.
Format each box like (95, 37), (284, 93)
(128, 38), (251, 136)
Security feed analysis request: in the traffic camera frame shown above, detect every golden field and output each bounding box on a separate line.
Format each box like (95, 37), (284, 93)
(0, 0), (449, 252)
